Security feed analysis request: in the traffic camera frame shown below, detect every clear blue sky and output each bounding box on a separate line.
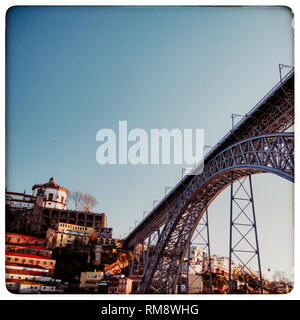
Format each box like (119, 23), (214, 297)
(6, 6), (294, 281)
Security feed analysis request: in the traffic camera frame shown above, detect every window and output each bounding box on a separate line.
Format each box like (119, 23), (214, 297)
(48, 193), (53, 201)
(61, 196), (64, 204)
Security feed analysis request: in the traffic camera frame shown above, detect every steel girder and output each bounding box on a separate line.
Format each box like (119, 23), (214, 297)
(233, 85), (294, 141)
(140, 132), (294, 293)
(228, 174), (263, 294)
(125, 72), (294, 249)
(179, 206), (213, 294)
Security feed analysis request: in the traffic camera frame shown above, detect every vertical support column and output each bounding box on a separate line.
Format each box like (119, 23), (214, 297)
(142, 241), (146, 266)
(179, 209), (193, 294)
(129, 245), (137, 276)
(205, 206), (213, 293)
(178, 242), (189, 294)
(157, 228), (164, 293)
(145, 233), (152, 265)
(249, 175), (263, 294)
(228, 173), (263, 294)
(228, 171), (234, 293)
(180, 204), (213, 294)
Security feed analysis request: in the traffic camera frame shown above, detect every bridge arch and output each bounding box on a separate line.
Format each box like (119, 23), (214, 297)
(140, 132), (294, 293)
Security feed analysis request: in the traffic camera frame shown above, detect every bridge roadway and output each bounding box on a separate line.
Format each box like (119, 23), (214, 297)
(124, 69), (294, 249)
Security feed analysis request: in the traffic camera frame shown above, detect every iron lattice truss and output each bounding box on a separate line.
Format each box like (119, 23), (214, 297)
(140, 132), (294, 293)
(125, 71), (294, 249)
(228, 174), (263, 293)
(179, 207), (213, 294)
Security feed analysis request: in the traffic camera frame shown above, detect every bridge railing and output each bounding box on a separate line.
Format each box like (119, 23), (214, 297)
(203, 67), (294, 165)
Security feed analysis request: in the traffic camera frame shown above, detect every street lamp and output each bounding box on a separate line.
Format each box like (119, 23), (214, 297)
(182, 167), (192, 179)
(153, 200), (159, 208)
(165, 187), (172, 196)
(279, 64), (293, 84)
(204, 145), (212, 153)
(231, 114), (244, 129)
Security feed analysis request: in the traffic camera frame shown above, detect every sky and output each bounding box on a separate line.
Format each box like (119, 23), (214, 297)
(6, 6), (294, 281)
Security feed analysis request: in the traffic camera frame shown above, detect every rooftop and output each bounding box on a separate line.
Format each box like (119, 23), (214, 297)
(32, 177), (69, 194)
(6, 233), (45, 241)
(5, 262), (49, 271)
(6, 252), (56, 261)
(6, 244), (49, 250)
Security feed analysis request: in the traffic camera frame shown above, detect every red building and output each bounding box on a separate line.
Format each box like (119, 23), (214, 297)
(6, 233), (46, 246)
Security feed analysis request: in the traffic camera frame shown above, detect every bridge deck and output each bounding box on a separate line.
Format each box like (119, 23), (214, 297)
(124, 69), (294, 248)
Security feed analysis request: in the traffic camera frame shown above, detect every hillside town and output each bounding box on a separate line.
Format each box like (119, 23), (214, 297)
(5, 177), (293, 294)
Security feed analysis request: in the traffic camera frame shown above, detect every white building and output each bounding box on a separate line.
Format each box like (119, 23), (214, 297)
(6, 177), (69, 210)
(17, 283), (59, 294)
(80, 270), (104, 291)
(5, 192), (35, 209)
(32, 177), (69, 210)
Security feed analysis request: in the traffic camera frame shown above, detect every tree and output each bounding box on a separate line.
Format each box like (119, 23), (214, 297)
(69, 191), (83, 211)
(80, 193), (97, 212)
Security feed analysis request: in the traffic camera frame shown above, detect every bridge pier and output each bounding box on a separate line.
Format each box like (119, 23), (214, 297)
(130, 228), (162, 281)
(179, 205), (212, 294)
(228, 172), (263, 294)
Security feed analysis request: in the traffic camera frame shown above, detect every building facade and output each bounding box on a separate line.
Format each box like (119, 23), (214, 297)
(5, 244), (52, 258)
(5, 192), (36, 210)
(80, 270), (104, 292)
(46, 222), (98, 248)
(107, 276), (133, 294)
(5, 252), (56, 272)
(6, 177), (108, 237)
(6, 233), (46, 246)
(118, 277), (133, 294)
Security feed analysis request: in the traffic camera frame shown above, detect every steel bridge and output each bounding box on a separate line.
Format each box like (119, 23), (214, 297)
(124, 69), (294, 294)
